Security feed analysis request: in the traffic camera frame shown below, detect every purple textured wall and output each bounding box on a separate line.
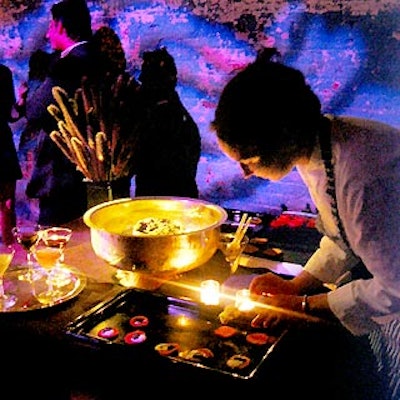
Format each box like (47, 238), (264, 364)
(1, 0), (399, 219)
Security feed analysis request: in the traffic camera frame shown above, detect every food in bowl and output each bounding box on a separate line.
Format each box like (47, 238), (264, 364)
(132, 217), (183, 235)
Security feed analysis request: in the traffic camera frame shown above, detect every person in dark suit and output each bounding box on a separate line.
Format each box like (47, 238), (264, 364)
(131, 47), (201, 199)
(25, 0), (94, 225)
(0, 64), (23, 244)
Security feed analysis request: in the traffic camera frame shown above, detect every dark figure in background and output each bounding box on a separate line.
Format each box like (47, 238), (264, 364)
(131, 47), (201, 198)
(0, 65), (23, 244)
(91, 25), (128, 85)
(211, 48), (400, 399)
(89, 25), (139, 198)
(9, 49), (54, 221)
(25, 0), (94, 225)
(12, 49), (54, 153)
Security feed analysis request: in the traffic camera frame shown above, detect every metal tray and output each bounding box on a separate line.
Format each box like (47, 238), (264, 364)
(65, 288), (287, 380)
(2, 265), (86, 312)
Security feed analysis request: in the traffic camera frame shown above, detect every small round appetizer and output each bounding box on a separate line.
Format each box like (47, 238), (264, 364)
(214, 325), (238, 339)
(226, 354), (251, 370)
(243, 243), (259, 254)
(124, 330), (147, 345)
(178, 348), (214, 362)
(97, 326), (119, 340)
(154, 342), (181, 356)
(129, 315), (149, 328)
(245, 332), (272, 346)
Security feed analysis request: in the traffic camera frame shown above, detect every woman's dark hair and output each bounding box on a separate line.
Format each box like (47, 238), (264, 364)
(28, 49), (53, 81)
(211, 47), (323, 170)
(91, 26), (127, 81)
(139, 47), (178, 91)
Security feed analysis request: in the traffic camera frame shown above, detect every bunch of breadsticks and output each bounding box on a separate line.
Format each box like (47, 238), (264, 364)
(47, 74), (139, 182)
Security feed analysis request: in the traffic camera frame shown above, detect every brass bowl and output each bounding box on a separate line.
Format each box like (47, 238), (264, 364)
(83, 197), (227, 274)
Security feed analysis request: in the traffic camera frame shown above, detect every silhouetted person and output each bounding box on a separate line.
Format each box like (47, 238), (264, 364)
(131, 47), (201, 198)
(0, 64), (23, 244)
(212, 47), (400, 400)
(25, 0), (95, 225)
(12, 49), (54, 154)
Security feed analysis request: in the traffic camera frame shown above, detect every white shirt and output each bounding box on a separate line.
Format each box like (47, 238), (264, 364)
(61, 41), (88, 58)
(297, 115), (400, 335)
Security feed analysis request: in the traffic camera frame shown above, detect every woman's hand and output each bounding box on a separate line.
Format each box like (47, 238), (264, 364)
(249, 270), (326, 297)
(17, 81), (29, 100)
(248, 272), (337, 330)
(250, 291), (338, 331)
(249, 272), (300, 296)
(250, 293), (306, 330)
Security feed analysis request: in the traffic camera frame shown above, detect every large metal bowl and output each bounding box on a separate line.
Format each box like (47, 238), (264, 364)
(83, 197), (227, 274)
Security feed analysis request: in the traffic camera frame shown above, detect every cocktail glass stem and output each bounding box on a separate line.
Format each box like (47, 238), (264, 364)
(46, 272), (55, 296)
(0, 277), (6, 298)
(59, 246), (66, 263)
(0, 246), (17, 310)
(27, 251), (34, 265)
(0, 277), (15, 309)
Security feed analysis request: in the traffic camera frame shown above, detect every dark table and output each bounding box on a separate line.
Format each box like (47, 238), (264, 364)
(0, 218), (378, 400)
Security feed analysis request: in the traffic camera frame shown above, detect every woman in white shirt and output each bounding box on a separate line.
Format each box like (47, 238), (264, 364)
(211, 47), (400, 400)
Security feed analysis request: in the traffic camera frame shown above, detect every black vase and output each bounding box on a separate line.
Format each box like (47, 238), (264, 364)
(85, 177), (131, 209)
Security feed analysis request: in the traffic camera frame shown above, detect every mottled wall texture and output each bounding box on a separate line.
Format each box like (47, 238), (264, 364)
(1, 0), (400, 217)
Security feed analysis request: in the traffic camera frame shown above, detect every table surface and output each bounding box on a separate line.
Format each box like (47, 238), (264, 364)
(1, 218), (374, 400)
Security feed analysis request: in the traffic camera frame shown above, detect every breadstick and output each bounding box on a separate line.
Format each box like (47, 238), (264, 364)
(52, 86), (88, 146)
(95, 131), (107, 181)
(47, 104), (63, 123)
(71, 137), (91, 179)
(76, 86), (95, 144)
(58, 121), (77, 161)
(49, 131), (76, 165)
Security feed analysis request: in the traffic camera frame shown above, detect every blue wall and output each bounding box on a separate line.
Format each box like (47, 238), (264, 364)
(1, 0), (399, 218)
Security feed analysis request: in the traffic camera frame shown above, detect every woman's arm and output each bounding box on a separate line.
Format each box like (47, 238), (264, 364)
(249, 269), (326, 296)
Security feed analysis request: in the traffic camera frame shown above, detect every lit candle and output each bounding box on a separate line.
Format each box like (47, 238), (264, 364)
(200, 280), (220, 305)
(235, 289), (254, 311)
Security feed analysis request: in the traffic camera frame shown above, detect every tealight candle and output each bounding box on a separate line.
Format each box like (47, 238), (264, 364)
(235, 289), (254, 311)
(200, 280), (220, 305)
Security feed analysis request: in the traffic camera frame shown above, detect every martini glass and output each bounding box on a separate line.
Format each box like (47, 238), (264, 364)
(41, 227), (72, 264)
(32, 238), (62, 305)
(41, 227), (73, 286)
(0, 242), (17, 310)
(12, 223), (41, 265)
(12, 222), (41, 281)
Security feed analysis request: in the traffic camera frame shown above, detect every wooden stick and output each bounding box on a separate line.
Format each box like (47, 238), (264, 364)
(236, 216), (252, 244)
(71, 137), (91, 179)
(50, 131), (76, 165)
(234, 213), (248, 241)
(230, 214), (252, 249)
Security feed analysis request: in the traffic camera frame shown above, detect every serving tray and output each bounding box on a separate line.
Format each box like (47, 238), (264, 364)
(1, 265), (86, 312)
(65, 288), (287, 380)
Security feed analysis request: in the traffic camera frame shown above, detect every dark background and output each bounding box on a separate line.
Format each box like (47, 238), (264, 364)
(1, 0), (399, 220)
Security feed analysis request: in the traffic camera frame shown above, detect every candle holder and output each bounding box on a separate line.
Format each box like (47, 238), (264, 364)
(235, 289), (254, 311)
(219, 232), (249, 274)
(200, 279), (220, 305)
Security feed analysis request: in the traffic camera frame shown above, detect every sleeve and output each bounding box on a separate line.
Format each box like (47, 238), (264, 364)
(303, 235), (360, 284)
(25, 76), (57, 134)
(327, 144), (400, 335)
